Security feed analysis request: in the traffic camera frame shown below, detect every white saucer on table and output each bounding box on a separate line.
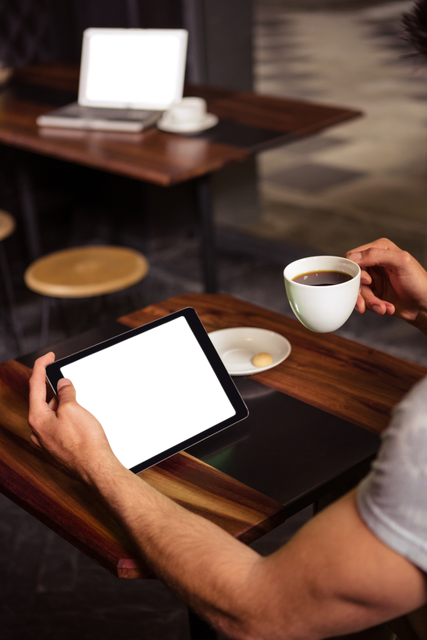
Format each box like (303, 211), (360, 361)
(157, 113), (219, 133)
(208, 327), (291, 376)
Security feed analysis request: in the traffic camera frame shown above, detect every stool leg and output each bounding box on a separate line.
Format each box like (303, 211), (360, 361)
(87, 296), (103, 329)
(40, 296), (51, 348)
(0, 242), (25, 353)
(194, 175), (218, 294)
(126, 286), (143, 313)
(58, 298), (72, 336)
(17, 166), (43, 262)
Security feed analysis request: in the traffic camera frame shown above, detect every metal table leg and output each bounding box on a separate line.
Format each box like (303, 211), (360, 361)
(17, 166), (43, 261)
(194, 174), (218, 294)
(0, 242), (25, 353)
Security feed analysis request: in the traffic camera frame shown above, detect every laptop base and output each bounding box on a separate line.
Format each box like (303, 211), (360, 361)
(37, 102), (162, 132)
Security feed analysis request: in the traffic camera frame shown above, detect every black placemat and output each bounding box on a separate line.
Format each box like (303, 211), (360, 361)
(185, 119), (295, 151)
(188, 377), (380, 512)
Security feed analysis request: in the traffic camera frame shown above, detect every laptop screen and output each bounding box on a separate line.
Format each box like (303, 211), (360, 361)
(78, 28), (188, 110)
(89, 36), (177, 101)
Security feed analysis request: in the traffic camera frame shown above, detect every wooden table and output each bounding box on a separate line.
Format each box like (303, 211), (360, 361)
(2, 293), (426, 583)
(0, 64), (361, 291)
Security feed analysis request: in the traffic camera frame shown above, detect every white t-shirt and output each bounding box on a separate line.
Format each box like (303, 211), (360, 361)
(357, 375), (427, 573)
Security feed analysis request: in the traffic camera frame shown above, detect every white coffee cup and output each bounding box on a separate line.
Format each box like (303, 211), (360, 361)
(283, 255), (361, 333)
(167, 97), (207, 126)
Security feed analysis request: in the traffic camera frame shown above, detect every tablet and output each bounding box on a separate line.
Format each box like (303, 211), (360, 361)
(45, 308), (248, 473)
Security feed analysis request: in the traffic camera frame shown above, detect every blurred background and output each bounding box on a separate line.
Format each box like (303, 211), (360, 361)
(0, 0), (426, 365)
(0, 1), (426, 637)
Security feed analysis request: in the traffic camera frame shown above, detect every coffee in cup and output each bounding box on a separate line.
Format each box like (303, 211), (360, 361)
(283, 256), (361, 333)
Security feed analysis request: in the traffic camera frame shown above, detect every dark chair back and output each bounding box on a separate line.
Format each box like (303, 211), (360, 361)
(0, 0), (56, 68)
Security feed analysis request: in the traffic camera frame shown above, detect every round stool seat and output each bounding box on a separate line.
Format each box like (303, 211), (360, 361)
(0, 210), (15, 242)
(24, 246), (149, 298)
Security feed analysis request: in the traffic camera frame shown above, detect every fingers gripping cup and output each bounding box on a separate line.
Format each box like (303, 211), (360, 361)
(284, 256), (361, 333)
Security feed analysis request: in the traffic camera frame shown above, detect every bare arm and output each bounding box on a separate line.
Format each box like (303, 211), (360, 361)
(29, 353), (427, 640)
(345, 238), (427, 335)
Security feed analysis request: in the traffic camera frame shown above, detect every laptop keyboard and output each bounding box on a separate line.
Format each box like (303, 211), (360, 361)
(60, 103), (162, 121)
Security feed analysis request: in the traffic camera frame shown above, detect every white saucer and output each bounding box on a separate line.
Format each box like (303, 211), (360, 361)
(157, 113), (219, 133)
(209, 327), (291, 376)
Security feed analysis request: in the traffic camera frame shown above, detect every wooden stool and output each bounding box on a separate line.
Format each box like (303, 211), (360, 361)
(24, 245), (149, 345)
(0, 210), (24, 351)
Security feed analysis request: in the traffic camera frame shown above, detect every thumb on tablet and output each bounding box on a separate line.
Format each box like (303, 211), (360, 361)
(57, 378), (76, 403)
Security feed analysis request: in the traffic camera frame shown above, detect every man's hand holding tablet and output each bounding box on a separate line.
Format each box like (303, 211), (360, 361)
(41, 308), (248, 474)
(29, 351), (119, 485)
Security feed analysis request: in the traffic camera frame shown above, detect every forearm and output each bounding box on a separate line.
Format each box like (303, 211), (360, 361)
(88, 459), (265, 639)
(89, 467), (427, 640)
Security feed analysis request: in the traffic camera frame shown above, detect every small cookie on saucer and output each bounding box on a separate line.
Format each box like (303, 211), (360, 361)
(251, 352), (273, 368)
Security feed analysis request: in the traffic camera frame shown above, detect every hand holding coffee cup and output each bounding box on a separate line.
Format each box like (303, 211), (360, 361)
(283, 256), (361, 333)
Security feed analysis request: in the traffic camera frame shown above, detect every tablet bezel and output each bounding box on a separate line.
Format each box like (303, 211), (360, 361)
(45, 307), (248, 474)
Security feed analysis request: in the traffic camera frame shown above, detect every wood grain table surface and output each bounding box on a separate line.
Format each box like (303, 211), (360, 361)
(0, 63), (362, 187)
(1, 294), (426, 580)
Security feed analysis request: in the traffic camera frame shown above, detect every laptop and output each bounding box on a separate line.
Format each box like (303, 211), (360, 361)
(37, 28), (188, 133)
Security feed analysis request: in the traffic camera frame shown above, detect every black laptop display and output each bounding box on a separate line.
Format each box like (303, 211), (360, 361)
(46, 308), (248, 474)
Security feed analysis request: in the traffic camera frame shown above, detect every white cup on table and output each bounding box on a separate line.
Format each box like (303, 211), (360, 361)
(166, 97), (207, 126)
(283, 255), (361, 333)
